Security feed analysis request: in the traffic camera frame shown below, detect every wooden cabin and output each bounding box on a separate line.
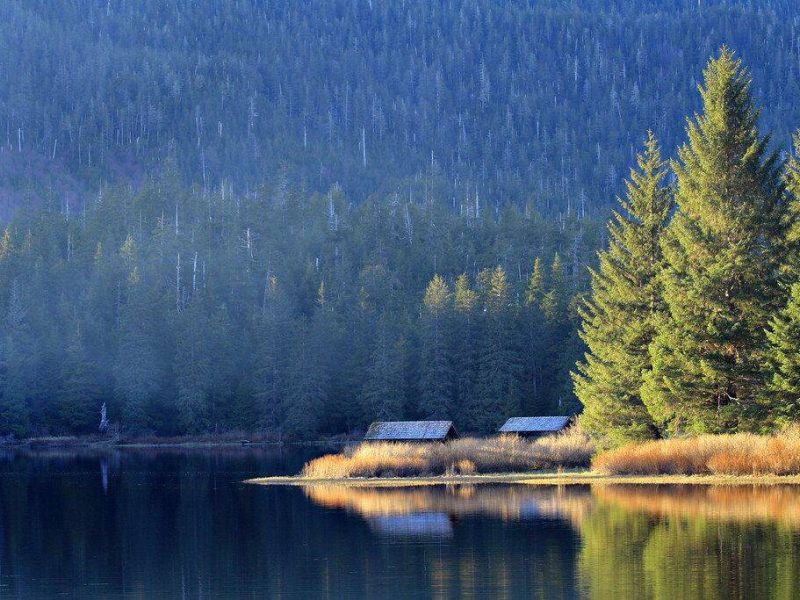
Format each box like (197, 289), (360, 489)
(363, 420), (458, 443)
(498, 416), (573, 439)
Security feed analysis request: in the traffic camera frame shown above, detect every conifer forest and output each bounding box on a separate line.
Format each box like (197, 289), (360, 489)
(4, 0), (800, 439)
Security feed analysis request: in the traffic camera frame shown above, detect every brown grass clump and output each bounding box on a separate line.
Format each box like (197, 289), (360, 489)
(301, 427), (595, 479)
(302, 444), (428, 478)
(454, 459), (477, 475)
(593, 427), (800, 476)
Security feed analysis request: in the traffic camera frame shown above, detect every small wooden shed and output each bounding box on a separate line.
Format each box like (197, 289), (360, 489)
(498, 416), (573, 439)
(364, 420), (458, 443)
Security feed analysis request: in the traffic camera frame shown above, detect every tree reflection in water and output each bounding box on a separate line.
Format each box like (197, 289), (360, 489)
(579, 485), (800, 600)
(305, 482), (800, 598)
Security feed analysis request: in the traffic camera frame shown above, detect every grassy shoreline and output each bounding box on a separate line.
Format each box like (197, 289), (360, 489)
(300, 433), (594, 479)
(292, 428), (800, 482)
(594, 430), (800, 476)
(245, 471), (800, 487)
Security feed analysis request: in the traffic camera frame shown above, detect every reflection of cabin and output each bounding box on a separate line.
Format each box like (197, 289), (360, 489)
(368, 513), (453, 538)
(364, 420), (458, 442)
(498, 416), (572, 439)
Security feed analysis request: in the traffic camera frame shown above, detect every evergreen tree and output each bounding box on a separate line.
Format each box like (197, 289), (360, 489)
(525, 258), (546, 307)
(252, 275), (291, 431)
(174, 303), (213, 433)
(473, 267), (521, 431)
(642, 48), (787, 434)
(573, 133), (672, 445)
(114, 268), (169, 432)
(0, 281), (32, 436)
(538, 253), (574, 413)
(452, 274), (480, 430)
(763, 282), (800, 425)
(83, 241), (120, 397)
(58, 326), (101, 433)
(763, 136), (800, 425)
(541, 253), (567, 323)
(419, 275), (454, 418)
(521, 258), (548, 414)
(310, 283), (349, 433)
(780, 133), (800, 275)
(361, 315), (406, 422)
(283, 317), (327, 438)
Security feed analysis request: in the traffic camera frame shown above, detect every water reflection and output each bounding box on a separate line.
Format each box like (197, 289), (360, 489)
(594, 484), (800, 526)
(0, 449), (799, 598)
(305, 481), (800, 529)
(306, 484), (593, 542)
(579, 484), (800, 600)
(305, 483), (591, 527)
(369, 513), (454, 538)
(305, 482), (800, 598)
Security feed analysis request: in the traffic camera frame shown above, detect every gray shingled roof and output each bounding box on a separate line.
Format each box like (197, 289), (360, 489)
(364, 420), (456, 441)
(498, 416), (572, 433)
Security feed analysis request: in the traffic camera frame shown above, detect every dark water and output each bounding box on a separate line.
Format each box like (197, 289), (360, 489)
(1, 448), (799, 599)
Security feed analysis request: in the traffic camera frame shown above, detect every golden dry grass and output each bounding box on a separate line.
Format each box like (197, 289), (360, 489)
(301, 428), (594, 479)
(593, 427), (800, 476)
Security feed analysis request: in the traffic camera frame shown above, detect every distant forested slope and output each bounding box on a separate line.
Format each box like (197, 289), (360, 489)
(5, 1), (800, 438)
(0, 170), (597, 437)
(3, 0), (800, 216)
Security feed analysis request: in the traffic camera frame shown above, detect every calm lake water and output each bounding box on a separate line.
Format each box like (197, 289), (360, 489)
(0, 447), (799, 599)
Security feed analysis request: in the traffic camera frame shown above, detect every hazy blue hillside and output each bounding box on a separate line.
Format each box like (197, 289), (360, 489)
(3, 1), (800, 439)
(2, 0), (800, 217)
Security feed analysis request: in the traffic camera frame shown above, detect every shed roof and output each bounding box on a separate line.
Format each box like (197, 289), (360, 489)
(498, 416), (572, 433)
(364, 420), (456, 441)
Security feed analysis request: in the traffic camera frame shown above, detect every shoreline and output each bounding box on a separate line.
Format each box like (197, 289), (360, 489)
(0, 436), (354, 449)
(246, 471), (800, 487)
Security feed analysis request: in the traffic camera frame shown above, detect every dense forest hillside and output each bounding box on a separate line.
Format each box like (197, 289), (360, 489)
(0, 171), (597, 436)
(4, 0), (800, 218)
(5, 1), (800, 439)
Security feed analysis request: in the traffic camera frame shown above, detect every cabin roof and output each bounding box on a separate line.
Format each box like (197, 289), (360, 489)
(498, 416), (572, 433)
(364, 420), (456, 441)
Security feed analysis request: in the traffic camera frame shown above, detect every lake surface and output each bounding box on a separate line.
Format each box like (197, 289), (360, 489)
(0, 447), (799, 599)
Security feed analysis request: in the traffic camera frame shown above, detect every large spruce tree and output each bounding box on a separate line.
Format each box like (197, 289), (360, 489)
(573, 132), (672, 445)
(763, 137), (800, 425)
(642, 48), (787, 434)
